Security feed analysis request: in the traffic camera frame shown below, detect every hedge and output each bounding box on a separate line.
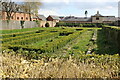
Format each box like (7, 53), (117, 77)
(0, 30), (40, 39)
(6, 32), (60, 45)
(0, 31), (47, 43)
(40, 31), (83, 53)
(102, 25), (120, 54)
(4, 30), (84, 53)
(56, 22), (104, 27)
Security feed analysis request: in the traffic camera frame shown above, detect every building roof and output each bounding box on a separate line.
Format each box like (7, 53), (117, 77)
(115, 17), (120, 21)
(62, 16), (91, 22)
(37, 15), (46, 21)
(33, 15), (46, 21)
(92, 11), (103, 17)
(103, 16), (116, 21)
(49, 15), (61, 20)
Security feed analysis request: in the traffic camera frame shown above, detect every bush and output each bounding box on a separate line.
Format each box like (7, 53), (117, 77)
(20, 21), (25, 29)
(56, 22), (104, 27)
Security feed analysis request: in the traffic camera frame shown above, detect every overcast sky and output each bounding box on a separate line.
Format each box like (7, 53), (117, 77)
(12, 0), (119, 17)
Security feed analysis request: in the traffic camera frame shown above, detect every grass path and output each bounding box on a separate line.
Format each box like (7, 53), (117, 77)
(53, 30), (94, 56)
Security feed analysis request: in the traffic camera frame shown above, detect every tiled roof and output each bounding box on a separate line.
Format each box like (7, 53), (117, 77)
(49, 15), (61, 20)
(92, 11), (103, 17)
(38, 15), (46, 21)
(115, 17), (120, 21)
(103, 16), (116, 21)
(93, 14), (103, 16)
(62, 16), (91, 22)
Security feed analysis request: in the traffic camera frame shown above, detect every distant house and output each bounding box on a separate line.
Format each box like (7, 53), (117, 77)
(91, 11), (116, 23)
(37, 15), (46, 21)
(47, 15), (61, 22)
(114, 17), (120, 26)
(62, 16), (92, 23)
(61, 11), (116, 24)
(36, 15), (46, 27)
(1, 10), (31, 21)
(59, 16), (64, 20)
(1, 9), (47, 22)
(1, 4), (38, 22)
(32, 15), (46, 21)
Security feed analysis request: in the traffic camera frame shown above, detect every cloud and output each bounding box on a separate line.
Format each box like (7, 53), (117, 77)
(41, 0), (118, 3)
(70, 0), (118, 2)
(38, 9), (64, 17)
(41, 0), (70, 3)
(11, 0), (118, 2)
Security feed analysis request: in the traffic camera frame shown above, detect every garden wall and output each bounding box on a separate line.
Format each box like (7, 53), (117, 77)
(102, 26), (120, 53)
(0, 20), (57, 30)
(0, 20), (38, 30)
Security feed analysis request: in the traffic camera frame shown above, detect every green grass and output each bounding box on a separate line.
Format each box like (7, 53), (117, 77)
(69, 30), (93, 53)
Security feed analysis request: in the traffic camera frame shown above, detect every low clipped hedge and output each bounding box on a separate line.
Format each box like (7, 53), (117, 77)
(0, 31), (48, 43)
(6, 32), (60, 45)
(4, 30), (84, 53)
(0, 30), (39, 39)
(40, 31), (83, 53)
(56, 22), (104, 27)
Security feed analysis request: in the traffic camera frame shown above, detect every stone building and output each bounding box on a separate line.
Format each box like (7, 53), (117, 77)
(91, 11), (116, 23)
(62, 11), (116, 24)
(61, 16), (92, 23)
(37, 15), (46, 27)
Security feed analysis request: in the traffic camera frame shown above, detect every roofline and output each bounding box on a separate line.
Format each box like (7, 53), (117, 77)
(1, 10), (33, 14)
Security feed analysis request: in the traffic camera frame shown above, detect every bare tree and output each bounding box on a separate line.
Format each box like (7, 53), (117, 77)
(21, 1), (41, 21)
(1, 0), (19, 20)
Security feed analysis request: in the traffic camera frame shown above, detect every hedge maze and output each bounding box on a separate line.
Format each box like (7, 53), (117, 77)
(1, 27), (88, 54)
(1, 26), (120, 58)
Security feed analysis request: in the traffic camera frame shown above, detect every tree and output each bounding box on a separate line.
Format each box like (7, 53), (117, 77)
(21, 0), (42, 21)
(85, 10), (88, 18)
(1, 0), (19, 20)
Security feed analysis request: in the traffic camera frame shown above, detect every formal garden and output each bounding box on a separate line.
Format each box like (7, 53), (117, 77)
(1, 26), (120, 78)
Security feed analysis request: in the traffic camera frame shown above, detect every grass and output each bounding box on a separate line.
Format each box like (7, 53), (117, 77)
(53, 30), (94, 56)
(30, 38), (56, 47)
(71, 30), (93, 52)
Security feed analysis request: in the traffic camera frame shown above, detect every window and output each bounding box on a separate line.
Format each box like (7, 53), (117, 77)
(17, 17), (19, 20)
(96, 17), (99, 20)
(11, 16), (13, 19)
(26, 17), (28, 20)
(21, 17), (23, 20)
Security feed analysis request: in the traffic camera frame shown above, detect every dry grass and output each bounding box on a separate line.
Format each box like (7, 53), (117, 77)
(1, 53), (119, 78)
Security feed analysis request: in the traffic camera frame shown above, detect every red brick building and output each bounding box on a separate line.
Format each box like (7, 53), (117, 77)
(47, 15), (60, 22)
(1, 10), (32, 21)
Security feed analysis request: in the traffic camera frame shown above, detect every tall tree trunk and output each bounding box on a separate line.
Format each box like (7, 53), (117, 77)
(29, 13), (32, 21)
(29, 8), (32, 21)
